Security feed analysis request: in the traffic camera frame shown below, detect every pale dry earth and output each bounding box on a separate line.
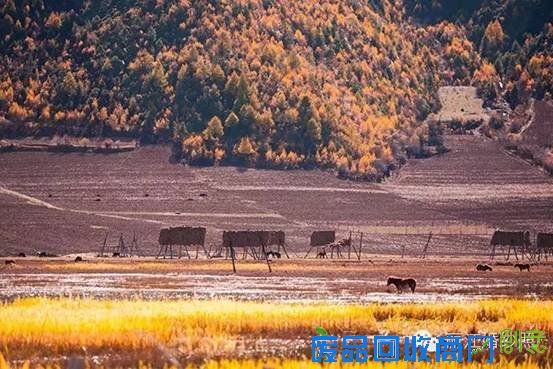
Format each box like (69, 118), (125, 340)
(435, 86), (490, 123)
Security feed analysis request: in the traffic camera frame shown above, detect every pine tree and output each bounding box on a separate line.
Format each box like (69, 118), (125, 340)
(204, 116), (224, 139)
(481, 20), (505, 58)
(233, 74), (251, 111)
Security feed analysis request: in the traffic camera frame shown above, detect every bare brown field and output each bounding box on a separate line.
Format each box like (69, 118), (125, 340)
(1, 258), (553, 302)
(521, 100), (553, 147)
(0, 133), (552, 257)
(386, 135), (553, 232)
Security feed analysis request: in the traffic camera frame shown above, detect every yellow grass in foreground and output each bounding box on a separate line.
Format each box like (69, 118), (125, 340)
(0, 356), (551, 369)
(195, 358), (547, 369)
(0, 298), (552, 354)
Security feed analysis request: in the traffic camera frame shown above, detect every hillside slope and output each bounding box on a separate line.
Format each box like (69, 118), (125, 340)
(406, 0), (553, 105)
(0, 0), (550, 178)
(0, 0), (478, 179)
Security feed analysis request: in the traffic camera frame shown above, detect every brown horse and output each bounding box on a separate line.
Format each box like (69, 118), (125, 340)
(387, 277), (416, 293)
(514, 263), (530, 272)
(329, 238), (351, 258)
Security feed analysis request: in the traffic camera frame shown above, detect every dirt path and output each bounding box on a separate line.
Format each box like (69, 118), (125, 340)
(0, 183), (283, 224)
(0, 183), (166, 224)
(0, 185), (63, 210)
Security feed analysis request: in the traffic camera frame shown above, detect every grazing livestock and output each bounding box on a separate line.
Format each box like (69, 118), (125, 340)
(112, 252), (121, 258)
(37, 251), (57, 258)
(4, 260), (16, 266)
(305, 231), (336, 258)
(316, 249), (327, 259)
(476, 264), (493, 272)
(265, 251), (281, 259)
(514, 263), (530, 272)
(387, 277), (417, 293)
(74, 256), (83, 262)
(329, 238), (351, 258)
(18, 252), (26, 257)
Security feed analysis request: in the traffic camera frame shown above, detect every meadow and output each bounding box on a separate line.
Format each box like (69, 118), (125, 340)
(0, 298), (551, 368)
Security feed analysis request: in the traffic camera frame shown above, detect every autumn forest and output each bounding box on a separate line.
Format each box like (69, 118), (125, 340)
(0, 0), (551, 179)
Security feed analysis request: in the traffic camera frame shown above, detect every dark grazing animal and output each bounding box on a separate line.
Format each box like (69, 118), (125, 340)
(18, 252), (26, 257)
(112, 252), (121, 258)
(5, 260), (16, 266)
(476, 264), (493, 272)
(37, 251), (58, 257)
(514, 263), (530, 272)
(387, 277), (417, 293)
(316, 249), (327, 259)
(265, 251), (281, 259)
(74, 256), (83, 262)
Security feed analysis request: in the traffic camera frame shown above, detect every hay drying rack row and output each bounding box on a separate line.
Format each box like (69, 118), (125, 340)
(96, 224), (553, 273)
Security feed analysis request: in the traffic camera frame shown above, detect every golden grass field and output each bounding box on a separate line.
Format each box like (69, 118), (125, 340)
(1, 356), (552, 369)
(0, 298), (552, 368)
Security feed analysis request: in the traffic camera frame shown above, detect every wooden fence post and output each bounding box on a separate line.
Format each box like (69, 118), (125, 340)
(230, 241), (237, 273)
